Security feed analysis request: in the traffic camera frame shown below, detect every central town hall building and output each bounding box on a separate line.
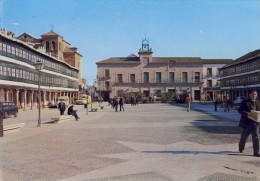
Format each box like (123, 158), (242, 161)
(96, 39), (233, 101)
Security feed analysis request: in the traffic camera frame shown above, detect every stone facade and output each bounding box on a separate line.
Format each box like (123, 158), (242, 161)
(17, 31), (83, 84)
(0, 29), (81, 110)
(96, 39), (232, 101)
(220, 49), (260, 102)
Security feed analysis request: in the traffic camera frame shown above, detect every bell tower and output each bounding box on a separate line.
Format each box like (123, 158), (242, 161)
(142, 38), (149, 51)
(138, 38), (153, 64)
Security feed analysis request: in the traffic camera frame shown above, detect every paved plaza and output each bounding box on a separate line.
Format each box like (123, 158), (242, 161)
(0, 102), (260, 181)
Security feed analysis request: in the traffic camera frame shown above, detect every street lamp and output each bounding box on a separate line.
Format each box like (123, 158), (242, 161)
(33, 61), (44, 127)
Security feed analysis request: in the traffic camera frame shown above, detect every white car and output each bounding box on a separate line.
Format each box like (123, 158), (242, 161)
(75, 99), (86, 105)
(233, 96), (246, 105)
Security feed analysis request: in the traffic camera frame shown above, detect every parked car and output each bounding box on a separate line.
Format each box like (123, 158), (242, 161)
(233, 96), (246, 105)
(57, 96), (70, 107)
(75, 99), (86, 105)
(174, 94), (188, 104)
(47, 102), (58, 109)
(0, 102), (18, 119)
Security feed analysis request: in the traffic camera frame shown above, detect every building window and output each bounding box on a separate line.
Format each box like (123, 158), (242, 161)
(105, 81), (110, 89)
(11, 68), (15, 77)
(46, 41), (50, 50)
(52, 41), (56, 50)
(207, 80), (212, 87)
(182, 72), (188, 83)
(156, 72), (161, 83)
(216, 68), (220, 76)
(105, 69), (110, 78)
(216, 80), (220, 87)
(130, 74), (135, 83)
(169, 72), (175, 83)
(194, 72), (200, 83)
(207, 68), (212, 76)
(144, 72), (149, 83)
(117, 74), (123, 83)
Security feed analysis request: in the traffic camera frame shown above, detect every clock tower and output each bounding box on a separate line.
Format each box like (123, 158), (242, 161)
(138, 38), (153, 64)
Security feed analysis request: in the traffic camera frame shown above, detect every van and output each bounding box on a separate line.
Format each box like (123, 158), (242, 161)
(57, 96), (70, 107)
(83, 95), (92, 104)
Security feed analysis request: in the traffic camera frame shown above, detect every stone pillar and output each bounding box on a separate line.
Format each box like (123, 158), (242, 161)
(0, 89), (4, 102)
(72, 92), (75, 104)
(70, 92), (72, 104)
(54, 92), (57, 104)
(35, 91), (39, 107)
(16, 90), (20, 108)
(49, 91), (51, 104)
(9, 90), (14, 102)
(23, 90), (27, 111)
(43, 92), (46, 108)
(6, 90), (9, 102)
(30, 91), (34, 110)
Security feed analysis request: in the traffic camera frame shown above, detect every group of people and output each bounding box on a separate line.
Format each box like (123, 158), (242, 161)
(130, 96), (139, 106)
(58, 101), (80, 121)
(213, 96), (231, 112)
(108, 97), (125, 112)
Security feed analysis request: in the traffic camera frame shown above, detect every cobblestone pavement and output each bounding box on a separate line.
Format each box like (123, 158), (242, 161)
(0, 102), (260, 181)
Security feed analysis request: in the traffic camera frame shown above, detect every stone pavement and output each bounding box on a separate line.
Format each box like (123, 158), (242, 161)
(2, 102), (101, 127)
(174, 102), (241, 123)
(0, 102), (260, 181)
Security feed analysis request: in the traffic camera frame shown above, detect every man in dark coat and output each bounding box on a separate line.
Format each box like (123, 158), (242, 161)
(213, 96), (219, 112)
(119, 97), (124, 112)
(238, 90), (260, 157)
(67, 104), (80, 121)
(114, 97), (119, 112)
(58, 101), (66, 115)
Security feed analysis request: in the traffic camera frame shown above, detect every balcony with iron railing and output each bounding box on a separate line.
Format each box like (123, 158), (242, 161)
(99, 86), (112, 91)
(203, 74), (220, 78)
(221, 63), (260, 77)
(98, 76), (111, 81)
(110, 78), (204, 87)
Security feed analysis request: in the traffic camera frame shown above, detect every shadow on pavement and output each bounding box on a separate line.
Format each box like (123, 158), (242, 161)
(193, 125), (241, 134)
(143, 150), (236, 155)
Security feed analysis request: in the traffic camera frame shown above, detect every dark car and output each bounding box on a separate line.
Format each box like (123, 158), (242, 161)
(0, 102), (18, 119)
(174, 94), (189, 104)
(47, 102), (58, 109)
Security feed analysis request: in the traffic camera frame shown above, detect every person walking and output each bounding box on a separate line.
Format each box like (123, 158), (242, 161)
(223, 96), (230, 112)
(135, 96), (138, 105)
(58, 101), (66, 115)
(238, 90), (260, 157)
(114, 97), (119, 112)
(213, 96), (219, 112)
(67, 104), (80, 121)
(119, 97), (124, 112)
(185, 95), (192, 112)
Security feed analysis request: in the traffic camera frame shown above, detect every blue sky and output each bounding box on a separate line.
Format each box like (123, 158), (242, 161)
(1, 0), (260, 84)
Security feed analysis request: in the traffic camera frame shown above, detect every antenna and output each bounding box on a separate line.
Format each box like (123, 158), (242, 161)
(50, 24), (54, 31)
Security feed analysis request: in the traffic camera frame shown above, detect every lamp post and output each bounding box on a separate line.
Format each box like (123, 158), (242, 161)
(33, 61), (44, 127)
